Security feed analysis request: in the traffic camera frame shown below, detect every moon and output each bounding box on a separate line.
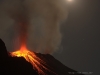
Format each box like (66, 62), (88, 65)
(67, 0), (73, 2)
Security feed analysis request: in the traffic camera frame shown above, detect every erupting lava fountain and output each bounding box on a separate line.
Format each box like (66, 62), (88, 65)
(11, 44), (56, 75)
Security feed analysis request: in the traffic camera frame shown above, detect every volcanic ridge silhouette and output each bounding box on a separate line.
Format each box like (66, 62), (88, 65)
(0, 39), (84, 75)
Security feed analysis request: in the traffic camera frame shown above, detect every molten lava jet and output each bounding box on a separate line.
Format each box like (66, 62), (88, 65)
(11, 44), (56, 75)
(11, 44), (47, 75)
(10, 21), (56, 75)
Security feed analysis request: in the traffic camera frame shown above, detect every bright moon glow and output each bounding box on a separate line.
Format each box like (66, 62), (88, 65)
(67, 0), (73, 2)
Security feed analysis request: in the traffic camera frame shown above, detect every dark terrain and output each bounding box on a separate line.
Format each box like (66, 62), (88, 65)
(0, 39), (84, 75)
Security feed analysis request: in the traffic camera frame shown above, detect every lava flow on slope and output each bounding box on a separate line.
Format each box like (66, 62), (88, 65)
(11, 44), (56, 75)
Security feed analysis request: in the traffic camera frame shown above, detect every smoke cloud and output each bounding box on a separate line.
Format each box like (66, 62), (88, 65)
(0, 0), (68, 54)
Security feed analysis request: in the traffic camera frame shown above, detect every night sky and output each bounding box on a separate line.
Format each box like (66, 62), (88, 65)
(53, 0), (100, 75)
(0, 0), (100, 75)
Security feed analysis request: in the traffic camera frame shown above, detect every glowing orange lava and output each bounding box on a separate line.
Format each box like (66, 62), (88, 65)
(10, 21), (57, 74)
(11, 44), (53, 75)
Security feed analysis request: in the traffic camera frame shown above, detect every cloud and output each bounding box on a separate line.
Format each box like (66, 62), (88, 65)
(0, 0), (68, 54)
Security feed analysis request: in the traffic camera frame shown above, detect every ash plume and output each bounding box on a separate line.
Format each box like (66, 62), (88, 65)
(0, 0), (68, 54)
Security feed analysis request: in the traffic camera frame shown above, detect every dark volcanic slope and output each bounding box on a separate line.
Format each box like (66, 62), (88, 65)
(0, 57), (38, 75)
(0, 39), (84, 75)
(35, 53), (84, 75)
(0, 39), (37, 75)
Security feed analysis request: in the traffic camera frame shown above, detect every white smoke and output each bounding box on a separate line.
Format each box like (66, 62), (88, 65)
(0, 0), (68, 54)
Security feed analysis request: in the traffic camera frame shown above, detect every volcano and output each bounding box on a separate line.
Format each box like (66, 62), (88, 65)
(0, 39), (84, 75)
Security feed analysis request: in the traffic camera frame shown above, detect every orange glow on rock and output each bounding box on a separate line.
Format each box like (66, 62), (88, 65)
(11, 45), (56, 75)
